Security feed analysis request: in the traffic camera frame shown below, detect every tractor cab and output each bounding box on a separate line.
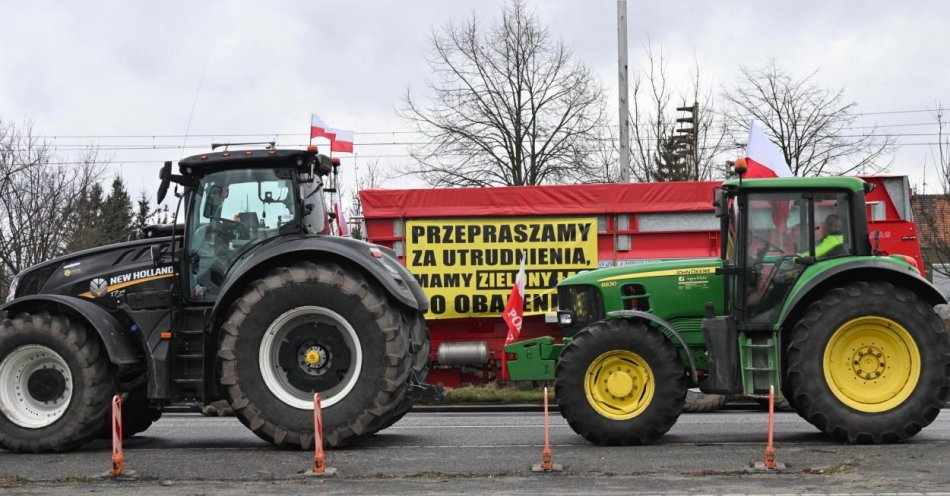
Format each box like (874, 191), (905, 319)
(158, 145), (337, 302)
(716, 176), (871, 330)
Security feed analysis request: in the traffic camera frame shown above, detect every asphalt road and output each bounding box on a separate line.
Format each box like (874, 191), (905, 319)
(2, 408), (950, 495)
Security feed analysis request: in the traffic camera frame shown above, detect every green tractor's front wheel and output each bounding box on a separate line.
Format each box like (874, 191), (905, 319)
(786, 281), (950, 443)
(555, 319), (687, 445)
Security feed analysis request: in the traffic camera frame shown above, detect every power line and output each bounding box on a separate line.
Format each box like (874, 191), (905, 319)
(12, 129), (948, 153)
(29, 119), (949, 142)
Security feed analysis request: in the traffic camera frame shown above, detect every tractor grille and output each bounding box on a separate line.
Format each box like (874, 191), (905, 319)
(557, 285), (604, 336)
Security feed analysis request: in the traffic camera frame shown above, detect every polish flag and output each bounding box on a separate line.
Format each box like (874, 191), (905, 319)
(329, 128), (354, 153)
(310, 114), (333, 141)
(745, 120), (793, 178)
(503, 255), (527, 346)
(500, 254), (526, 381)
(331, 191), (351, 237)
(744, 120), (792, 233)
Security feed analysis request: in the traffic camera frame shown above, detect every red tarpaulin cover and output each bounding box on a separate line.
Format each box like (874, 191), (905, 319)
(360, 181), (720, 219)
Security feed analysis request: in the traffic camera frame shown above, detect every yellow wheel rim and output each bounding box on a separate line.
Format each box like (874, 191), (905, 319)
(823, 316), (921, 413)
(584, 350), (654, 420)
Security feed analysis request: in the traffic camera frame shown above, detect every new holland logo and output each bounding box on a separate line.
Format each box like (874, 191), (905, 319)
(89, 278), (108, 298)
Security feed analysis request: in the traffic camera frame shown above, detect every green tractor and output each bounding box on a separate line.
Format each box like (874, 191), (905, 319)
(506, 175), (950, 445)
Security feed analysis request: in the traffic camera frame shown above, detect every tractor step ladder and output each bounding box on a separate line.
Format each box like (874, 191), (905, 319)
(739, 332), (780, 396)
(171, 328), (207, 400)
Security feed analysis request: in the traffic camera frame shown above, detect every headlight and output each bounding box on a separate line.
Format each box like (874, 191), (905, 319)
(557, 310), (574, 326)
(6, 276), (19, 303)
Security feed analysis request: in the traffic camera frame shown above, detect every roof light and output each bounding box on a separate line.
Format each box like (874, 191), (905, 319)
(307, 145), (318, 152)
(331, 157), (341, 166)
(222, 151), (231, 157)
(244, 150), (253, 156)
(267, 149), (277, 155)
(200, 155), (208, 160)
(734, 157), (747, 176)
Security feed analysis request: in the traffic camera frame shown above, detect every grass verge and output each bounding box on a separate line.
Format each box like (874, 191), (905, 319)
(436, 383), (554, 404)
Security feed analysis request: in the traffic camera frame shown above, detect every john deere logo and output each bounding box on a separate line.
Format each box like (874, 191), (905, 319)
(89, 278), (108, 297)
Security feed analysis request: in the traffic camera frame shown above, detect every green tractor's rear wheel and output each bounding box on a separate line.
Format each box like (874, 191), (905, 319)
(555, 319), (687, 445)
(786, 281), (950, 443)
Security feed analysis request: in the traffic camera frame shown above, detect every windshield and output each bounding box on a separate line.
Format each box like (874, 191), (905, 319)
(187, 168), (296, 301)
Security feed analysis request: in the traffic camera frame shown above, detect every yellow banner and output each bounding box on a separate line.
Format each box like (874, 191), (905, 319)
(406, 217), (598, 319)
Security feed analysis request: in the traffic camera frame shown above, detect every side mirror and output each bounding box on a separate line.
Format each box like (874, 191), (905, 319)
(713, 189), (725, 217)
(157, 161), (172, 203)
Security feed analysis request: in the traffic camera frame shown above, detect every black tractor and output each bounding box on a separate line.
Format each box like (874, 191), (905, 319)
(0, 145), (430, 452)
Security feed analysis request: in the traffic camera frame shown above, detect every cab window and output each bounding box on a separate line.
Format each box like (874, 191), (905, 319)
(814, 192), (853, 260)
(187, 168), (296, 301)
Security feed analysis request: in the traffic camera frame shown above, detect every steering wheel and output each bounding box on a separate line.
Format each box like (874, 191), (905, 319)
(750, 231), (785, 267)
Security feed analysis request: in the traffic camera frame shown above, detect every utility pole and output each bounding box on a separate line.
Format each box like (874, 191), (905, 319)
(617, 0), (630, 182)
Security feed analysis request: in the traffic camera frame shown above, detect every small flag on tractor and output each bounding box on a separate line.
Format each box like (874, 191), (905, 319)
(329, 128), (354, 153)
(500, 252), (526, 380)
(310, 114), (333, 141)
(309, 115), (355, 153)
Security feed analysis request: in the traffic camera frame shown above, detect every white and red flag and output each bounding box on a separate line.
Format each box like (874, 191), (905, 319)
(745, 120), (793, 178)
(310, 114), (333, 141)
(329, 128), (354, 153)
(331, 191), (351, 237)
(503, 254), (527, 346)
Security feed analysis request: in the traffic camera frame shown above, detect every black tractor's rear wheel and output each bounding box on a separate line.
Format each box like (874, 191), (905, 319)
(219, 261), (413, 448)
(555, 319), (687, 445)
(0, 312), (114, 453)
(786, 281), (950, 443)
(366, 313), (431, 433)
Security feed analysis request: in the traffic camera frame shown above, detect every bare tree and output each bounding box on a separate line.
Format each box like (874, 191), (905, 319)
(722, 60), (893, 176)
(627, 44), (728, 182)
(348, 160), (383, 241)
(401, 0), (607, 187)
(913, 103), (950, 278)
(0, 120), (103, 294)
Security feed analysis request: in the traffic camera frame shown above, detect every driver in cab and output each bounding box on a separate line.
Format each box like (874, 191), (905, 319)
(815, 214), (844, 259)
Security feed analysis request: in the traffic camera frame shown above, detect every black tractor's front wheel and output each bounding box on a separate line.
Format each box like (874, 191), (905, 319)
(0, 312), (114, 453)
(219, 261), (412, 448)
(555, 319), (687, 445)
(786, 281), (950, 443)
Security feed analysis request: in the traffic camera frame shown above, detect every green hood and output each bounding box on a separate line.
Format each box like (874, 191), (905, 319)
(558, 258), (722, 287)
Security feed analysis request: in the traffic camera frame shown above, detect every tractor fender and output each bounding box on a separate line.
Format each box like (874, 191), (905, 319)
(777, 259), (947, 329)
(211, 235), (427, 326)
(606, 310), (699, 383)
(0, 294), (142, 366)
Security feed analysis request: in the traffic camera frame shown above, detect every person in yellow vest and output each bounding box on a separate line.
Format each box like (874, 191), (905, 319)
(816, 214), (845, 258)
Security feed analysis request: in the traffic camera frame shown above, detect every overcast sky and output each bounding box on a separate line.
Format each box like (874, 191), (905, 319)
(1, 0), (948, 209)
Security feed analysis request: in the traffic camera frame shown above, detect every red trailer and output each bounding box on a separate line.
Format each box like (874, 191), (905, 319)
(360, 176), (921, 387)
